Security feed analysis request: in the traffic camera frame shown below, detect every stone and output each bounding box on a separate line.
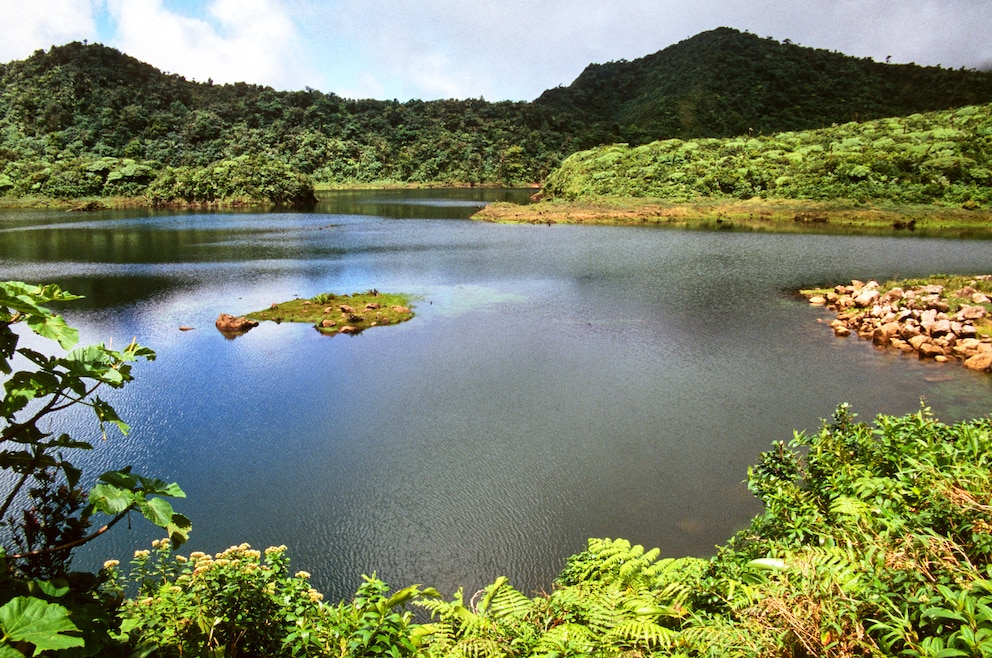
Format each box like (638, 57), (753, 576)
(854, 289), (879, 307)
(320, 319), (337, 328)
(215, 313), (258, 334)
(833, 325), (852, 337)
(919, 343), (945, 359)
(339, 325), (358, 334)
(958, 305), (987, 321)
(872, 322), (901, 345)
(392, 305), (411, 314)
(909, 335), (930, 351)
(964, 353), (992, 372)
(808, 296), (827, 305)
(339, 304), (356, 314)
(929, 319), (952, 337)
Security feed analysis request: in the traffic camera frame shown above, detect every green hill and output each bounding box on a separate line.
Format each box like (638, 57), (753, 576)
(2, 29), (992, 201)
(534, 26), (992, 142)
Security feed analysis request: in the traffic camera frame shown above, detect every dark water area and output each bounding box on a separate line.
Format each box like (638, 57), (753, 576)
(1, 189), (991, 602)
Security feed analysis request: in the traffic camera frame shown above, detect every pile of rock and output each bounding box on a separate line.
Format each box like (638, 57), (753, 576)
(806, 278), (992, 372)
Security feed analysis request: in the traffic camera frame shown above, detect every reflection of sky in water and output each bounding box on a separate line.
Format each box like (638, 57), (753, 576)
(3, 190), (992, 603)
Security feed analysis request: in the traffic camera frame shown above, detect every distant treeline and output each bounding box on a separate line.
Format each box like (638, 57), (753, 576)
(2, 28), (992, 201)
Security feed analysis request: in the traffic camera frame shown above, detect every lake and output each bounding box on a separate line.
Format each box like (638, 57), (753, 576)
(2, 188), (991, 602)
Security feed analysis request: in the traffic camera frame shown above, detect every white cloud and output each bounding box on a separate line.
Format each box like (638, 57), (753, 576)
(0, 0), (99, 61)
(105, 0), (318, 89)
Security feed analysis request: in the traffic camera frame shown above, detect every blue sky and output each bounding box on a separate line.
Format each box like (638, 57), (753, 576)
(1, 0), (990, 101)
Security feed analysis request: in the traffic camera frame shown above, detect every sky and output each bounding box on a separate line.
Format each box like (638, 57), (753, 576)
(1, 0), (990, 102)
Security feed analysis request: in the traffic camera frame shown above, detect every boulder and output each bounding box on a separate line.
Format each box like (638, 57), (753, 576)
(918, 343), (945, 359)
(853, 289), (879, 307)
(872, 322), (901, 345)
(964, 353), (992, 372)
(215, 313), (258, 334)
(929, 319), (952, 337)
(957, 305), (988, 321)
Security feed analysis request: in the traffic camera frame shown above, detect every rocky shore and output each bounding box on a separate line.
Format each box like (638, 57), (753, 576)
(804, 276), (992, 373)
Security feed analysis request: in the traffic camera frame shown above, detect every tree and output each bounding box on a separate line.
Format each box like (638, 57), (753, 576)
(0, 280), (189, 656)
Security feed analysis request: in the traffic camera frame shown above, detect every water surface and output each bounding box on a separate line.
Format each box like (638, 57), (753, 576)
(1, 189), (990, 600)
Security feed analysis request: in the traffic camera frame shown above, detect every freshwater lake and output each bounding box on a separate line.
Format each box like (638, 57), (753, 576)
(2, 188), (991, 601)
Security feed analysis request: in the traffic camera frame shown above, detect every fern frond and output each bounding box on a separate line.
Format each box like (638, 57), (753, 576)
(605, 619), (678, 649)
(532, 623), (596, 656)
(486, 580), (535, 622)
(452, 636), (504, 658)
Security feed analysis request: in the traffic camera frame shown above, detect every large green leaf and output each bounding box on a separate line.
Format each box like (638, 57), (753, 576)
(0, 596), (84, 652)
(88, 483), (136, 515)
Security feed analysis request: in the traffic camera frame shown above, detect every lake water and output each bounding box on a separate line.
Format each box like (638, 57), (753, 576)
(2, 188), (991, 601)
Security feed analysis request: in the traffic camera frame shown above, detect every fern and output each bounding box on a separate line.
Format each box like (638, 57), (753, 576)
(531, 623), (596, 656)
(483, 579), (535, 622)
(606, 618), (678, 649)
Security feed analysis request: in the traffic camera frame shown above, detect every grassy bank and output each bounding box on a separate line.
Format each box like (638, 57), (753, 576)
(475, 196), (992, 236)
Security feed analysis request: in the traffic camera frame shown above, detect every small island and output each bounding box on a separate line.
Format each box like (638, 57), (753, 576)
(245, 290), (414, 336)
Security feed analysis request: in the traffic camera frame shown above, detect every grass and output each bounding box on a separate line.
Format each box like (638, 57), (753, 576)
(245, 290), (415, 336)
(473, 196), (992, 237)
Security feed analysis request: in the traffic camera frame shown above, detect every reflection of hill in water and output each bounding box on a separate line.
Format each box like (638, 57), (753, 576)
(316, 188), (532, 220)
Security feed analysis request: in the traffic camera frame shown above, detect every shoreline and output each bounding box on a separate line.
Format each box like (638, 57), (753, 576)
(801, 275), (992, 373)
(473, 197), (992, 237)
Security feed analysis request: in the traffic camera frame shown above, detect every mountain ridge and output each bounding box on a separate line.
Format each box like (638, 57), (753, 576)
(2, 27), (992, 191)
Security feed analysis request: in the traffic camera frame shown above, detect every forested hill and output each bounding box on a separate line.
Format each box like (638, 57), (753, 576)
(2, 28), (992, 196)
(534, 27), (992, 141)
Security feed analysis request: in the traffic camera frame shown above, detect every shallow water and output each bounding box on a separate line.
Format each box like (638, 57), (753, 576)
(2, 189), (990, 600)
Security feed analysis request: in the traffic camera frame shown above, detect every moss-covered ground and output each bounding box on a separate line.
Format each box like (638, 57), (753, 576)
(246, 290), (414, 336)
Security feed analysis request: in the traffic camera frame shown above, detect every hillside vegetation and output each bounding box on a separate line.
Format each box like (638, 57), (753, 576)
(2, 28), (992, 202)
(535, 27), (992, 141)
(541, 102), (992, 208)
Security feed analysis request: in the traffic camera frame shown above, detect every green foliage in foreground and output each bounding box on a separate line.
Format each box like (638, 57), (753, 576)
(543, 102), (992, 207)
(0, 281), (188, 657)
(112, 404), (992, 657)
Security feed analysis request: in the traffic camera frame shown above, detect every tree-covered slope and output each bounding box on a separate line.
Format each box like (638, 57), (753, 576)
(0, 41), (579, 190)
(542, 102), (992, 207)
(534, 27), (992, 142)
(2, 30), (992, 198)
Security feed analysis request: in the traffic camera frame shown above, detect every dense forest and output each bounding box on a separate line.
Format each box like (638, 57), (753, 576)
(542, 102), (992, 206)
(2, 27), (992, 202)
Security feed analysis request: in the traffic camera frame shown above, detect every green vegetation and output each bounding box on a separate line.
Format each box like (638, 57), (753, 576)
(541, 102), (992, 207)
(0, 281), (189, 657)
(2, 28), (992, 204)
(5, 280), (992, 656)
(534, 27), (992, 140)
(246, 291), (414, 336)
